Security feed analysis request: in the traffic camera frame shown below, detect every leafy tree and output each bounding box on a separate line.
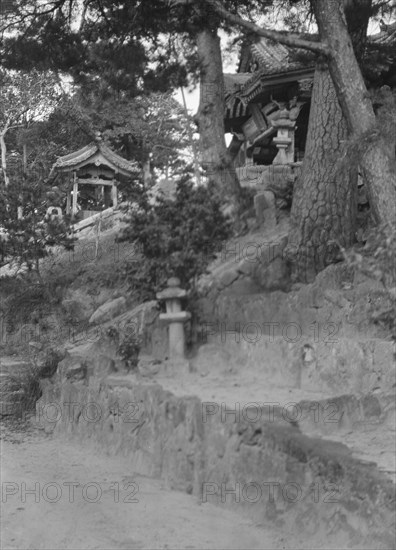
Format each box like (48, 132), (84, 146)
(81, 90), (197, 186)
(0, 171), (75, 281)
(0, 68), (62, 188)
(0, 0), (264, 210)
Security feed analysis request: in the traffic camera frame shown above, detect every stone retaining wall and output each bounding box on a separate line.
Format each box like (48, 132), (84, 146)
(36, 367), (395, 550)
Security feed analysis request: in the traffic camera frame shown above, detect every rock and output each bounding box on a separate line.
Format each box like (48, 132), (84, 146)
(254, 191), (277, 229)
(222, 278), (262, 296)
(191, 343), (244, 376)
(315, 263), (353, 291)
(324, 289), (351, 309)
(28, 340), (43, 352)
(138, 355), (162, 378)
(89, 297), (127, 325)
(35, 348), (66, 378)
(237, 258), (255, 276)
(361, 394), (382, 419)
(260, 164), (292, 191)
(62, 289), (95, 322)
(253, 256), (291, 291)
(218, 269), (240, 289)
(58, 354), (87, 382)
(65, 363), (87, 382)
(117, 301), (159, 330)
(88, 354), (118, 379)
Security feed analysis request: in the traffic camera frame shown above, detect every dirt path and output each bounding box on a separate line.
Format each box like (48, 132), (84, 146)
(0, 420), (291, 550)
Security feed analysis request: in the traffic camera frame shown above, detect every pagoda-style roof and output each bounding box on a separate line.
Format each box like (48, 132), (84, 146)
(224, 73), (253, 119)
(51, 140), (139, 177)
(225, 24), (396, 122)
(371, 21), (396, 45)
(224, 38), (315, 122)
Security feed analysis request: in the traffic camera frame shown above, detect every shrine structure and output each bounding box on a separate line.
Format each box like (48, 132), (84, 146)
(51, 135), (139, 220)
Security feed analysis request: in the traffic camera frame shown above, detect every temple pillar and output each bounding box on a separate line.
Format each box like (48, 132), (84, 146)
(72, 178), (78, 216)
(66, 189), (71, 215)
(111, 182), (118, 208)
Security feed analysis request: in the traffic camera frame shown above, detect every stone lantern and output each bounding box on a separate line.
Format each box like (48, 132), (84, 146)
(156, 277), (191, 359)
(271, 109), (296, 165)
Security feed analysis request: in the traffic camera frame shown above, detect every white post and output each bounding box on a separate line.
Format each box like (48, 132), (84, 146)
(111, 182), (117, 208)
(66, 189), (71, 215)
(72, 173), (78, 216)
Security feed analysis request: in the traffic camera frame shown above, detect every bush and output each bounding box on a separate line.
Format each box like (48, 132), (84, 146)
(1, 276), (49, 332)
(0, 365), (41, 418)
(0, 176), (75, 278)
(116, 330), (142, 372)
(119, 179), (232, 300)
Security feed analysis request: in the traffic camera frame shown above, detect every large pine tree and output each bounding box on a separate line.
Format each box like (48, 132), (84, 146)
(200, 0), (396, 282)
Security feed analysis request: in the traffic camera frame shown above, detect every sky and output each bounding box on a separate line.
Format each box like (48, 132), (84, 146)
(173, 31), (238, 146)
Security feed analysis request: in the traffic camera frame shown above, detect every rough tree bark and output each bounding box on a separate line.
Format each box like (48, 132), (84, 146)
(287, 0), (392, 282)
(314, 0), (396, 225)
(205, 0), (396, 281)
(195, 26), (242, 207)
(287, 67), (357, 282)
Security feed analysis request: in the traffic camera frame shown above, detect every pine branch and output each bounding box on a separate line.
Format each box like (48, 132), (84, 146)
(202, 0), (330, 55)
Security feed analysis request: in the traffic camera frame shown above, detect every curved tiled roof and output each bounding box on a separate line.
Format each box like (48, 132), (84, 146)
(371, 21), (396, 44)
(224, 73), (252, 119)
(52, 141), (139, 176)
(251, 40), (291, 72)
(225, 37), (315, 114)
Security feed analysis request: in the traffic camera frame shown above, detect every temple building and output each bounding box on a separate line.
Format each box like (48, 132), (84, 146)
(222, 26), (395, 224)
(224, 23), (396, 175)
(223, 26), (395, 215)
(224, 38), (315, 170)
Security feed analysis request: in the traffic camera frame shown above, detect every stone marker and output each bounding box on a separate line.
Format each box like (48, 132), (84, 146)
(254, 190), (277, 229)
(156, 277), (191, 359)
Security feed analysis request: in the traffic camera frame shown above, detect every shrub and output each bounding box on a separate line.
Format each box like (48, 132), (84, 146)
(116, 330), (142, 372)
(0, 365), (41, 418)
(119, 179), (232, 300)
(0, 176), (75, 279)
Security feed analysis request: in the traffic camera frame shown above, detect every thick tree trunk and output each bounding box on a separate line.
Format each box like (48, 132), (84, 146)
(287, 0), (395, 282)
(196, 27), (242, 206)
(314, 0), (396, 225)
(287, 67), (357, 283)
